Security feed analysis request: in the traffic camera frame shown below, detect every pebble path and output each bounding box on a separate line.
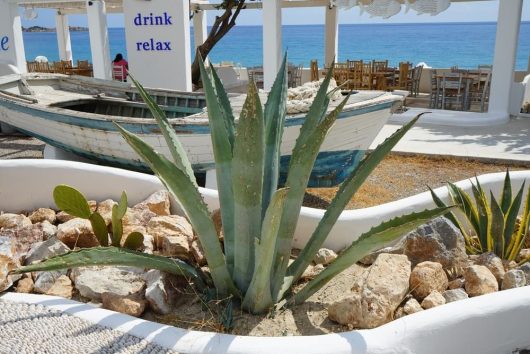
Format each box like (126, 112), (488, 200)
(0, 300), (179, 354)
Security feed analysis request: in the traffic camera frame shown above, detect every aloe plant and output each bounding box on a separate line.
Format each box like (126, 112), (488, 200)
(53, 185), (144, 250)
(15, 56), (450, 315)
(430, 171), (530, 261)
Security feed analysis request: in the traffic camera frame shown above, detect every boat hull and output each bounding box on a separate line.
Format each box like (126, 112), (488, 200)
(0, 75), (399, 187)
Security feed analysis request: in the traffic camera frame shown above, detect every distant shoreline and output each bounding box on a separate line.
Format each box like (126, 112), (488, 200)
(23, 26), (88, 32)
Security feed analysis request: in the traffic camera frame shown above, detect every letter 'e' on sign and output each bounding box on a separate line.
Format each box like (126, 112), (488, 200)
(0, 36), (8, 51)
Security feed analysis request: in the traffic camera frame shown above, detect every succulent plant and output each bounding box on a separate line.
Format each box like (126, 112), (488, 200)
(53, 185), (144, 250)
(430, 171), (530, 262)
(15, 56), (449, 314)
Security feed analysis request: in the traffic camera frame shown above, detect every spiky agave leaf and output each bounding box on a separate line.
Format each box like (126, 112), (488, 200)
(489, 192), (505, 257)
(198, 57), (236, 274)
(500, 170), (512, 215)
(128, 75), (196, 187)
(503, 181), (525, 258)
(284, 113), (424, 293)
(232, 80), (265, 292)
(13, 247), (207, 291)
(270, 93), (348, 301)
(289, 207), (453, 304)
(508, 182), (530, 260)
(115, 123), (238, 297)
(470, 182), (489, 252)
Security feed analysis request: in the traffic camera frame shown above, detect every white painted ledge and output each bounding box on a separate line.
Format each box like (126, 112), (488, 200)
(0, 160), (529, 252)
(3, 287), (530, 354)
(390, 107), (510, 127)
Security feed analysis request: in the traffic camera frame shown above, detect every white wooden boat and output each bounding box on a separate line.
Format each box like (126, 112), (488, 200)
(0, 73), (403, 187)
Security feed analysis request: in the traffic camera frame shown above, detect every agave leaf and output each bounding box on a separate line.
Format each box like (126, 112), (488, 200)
(242, 189), (289, 314)
(111, 205), (123, 247)
(448, 182), (481, 238)
(211, 65), (235, 149)
(508, 183), (530, 260)
(285, 113), (423, 291)
(13, 247), (206, 291)
(504, 181), (525, 257)
(490, 192), (505, 257)
(290, 207), (453, 304)
(271, 94), (348, 301)
(128, 75), (197, 186)
(500, 170), (512, 215)
(53, 185), (91, 219)
(198, 56), (236, 274)
(261, 54), (288, 211)
(429, 186), (479, 253)
(470, 182), (488, 252)
(115, 123), (237, 297)
(89, 212), (108, 247)
(123, 231), (144, 250)
(232, 80), (265, 292)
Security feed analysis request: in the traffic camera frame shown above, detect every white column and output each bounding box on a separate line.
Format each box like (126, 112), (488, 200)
(86, 0), (111, 80)
(324, 5), (339, 67)
(488, 0), (523, 114)
(193, 10), (208, 54)
(0, 1), (27, 73)
(263, 0), (282, 90)
(56, 11), (73, 62)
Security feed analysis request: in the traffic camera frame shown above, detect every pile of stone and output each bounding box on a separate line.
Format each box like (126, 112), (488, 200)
(0, 190), (203, 317)
(327, 217), (530, 329)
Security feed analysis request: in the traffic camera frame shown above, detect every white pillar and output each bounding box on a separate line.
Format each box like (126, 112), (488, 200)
(324, 5), (339, 67)
(263, 0), (282, 91)
(56, 11), (73, 62)
(0, 1), (27, 73)
(193, 10), (208, 54)
(488, 0), (523, 114)
(87, 0), (111, 79)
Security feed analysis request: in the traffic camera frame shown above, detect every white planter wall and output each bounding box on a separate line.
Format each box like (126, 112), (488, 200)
(1, 160), (530, 354)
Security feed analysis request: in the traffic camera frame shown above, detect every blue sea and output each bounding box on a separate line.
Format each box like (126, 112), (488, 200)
(22, 22), (530, 70)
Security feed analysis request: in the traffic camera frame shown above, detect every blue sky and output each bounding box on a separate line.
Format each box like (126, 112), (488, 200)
(21, 0), (530, 28)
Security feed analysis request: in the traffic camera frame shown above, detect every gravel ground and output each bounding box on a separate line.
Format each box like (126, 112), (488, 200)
(0, 300), (178, 354)
(0, 135), (45, 159)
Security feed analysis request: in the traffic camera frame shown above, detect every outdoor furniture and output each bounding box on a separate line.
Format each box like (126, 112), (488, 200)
(440, 73), (465, 110)
(333, 62), (349, 88)
(310, 60), (319, 81)
(468, 70), (491, 112)
(429, 69), (441, 108)
(248, 67), (264, 89)
(408, 65), (423, 97)
(389, 61), (411, 90)
(112, 64), (126, 82)
(372, 60), (388, 72)
(288, 63), (303, 88)
(77, 60), (90, 69)
(347, 60), (364, 89)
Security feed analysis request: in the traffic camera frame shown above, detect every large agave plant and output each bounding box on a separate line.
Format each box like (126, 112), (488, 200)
(15, 56), (450, 314)
(431, 171), (530, 262)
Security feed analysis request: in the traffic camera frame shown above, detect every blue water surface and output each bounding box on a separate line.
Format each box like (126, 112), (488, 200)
(22, 22), (530, 70)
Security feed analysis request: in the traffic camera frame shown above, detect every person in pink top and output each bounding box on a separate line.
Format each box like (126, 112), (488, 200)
(112, 53), (129, 82)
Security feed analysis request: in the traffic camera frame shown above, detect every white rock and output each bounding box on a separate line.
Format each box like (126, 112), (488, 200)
(133, 190), (171, 216)
(421, 290), (446, 309)
(24, 238), (70, 265)
(501, 269), (526, 290)
(403, 298), (423, 315)
(314, 248), (337, 266)
(0, 213), (31, 229)
(96, 199), (117, 225)
(56, 218), (100, 248)
(28, 208), (56, 224)
(72, 266), (145, 302)
(34, 270), (67, 294)
(475, 252), (505, 284)
(443, 288), (469, 303)
(147, 215), (193, 258)
(144, 270), (174, 315)
(409, 261), (448, 300)
(0, 236), (17, 291)
(464, 265), (498, 297)
(328, 254), (411, 328)
(40, 221), (57, 239)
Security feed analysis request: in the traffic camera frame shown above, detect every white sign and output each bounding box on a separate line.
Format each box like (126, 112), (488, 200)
(123, 0), (191, 91)
(0, 1), (26, 73)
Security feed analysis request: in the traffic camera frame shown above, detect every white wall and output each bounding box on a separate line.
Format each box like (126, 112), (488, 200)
(123, 0), (191, 91)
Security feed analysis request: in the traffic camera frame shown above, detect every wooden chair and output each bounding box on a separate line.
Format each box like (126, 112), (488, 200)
(389, 62), (410, 90)
(26, 61), (37, 73)
(310, 60), (319, 81)
(409, 66), (423, 97)
(361, 62), (373, 89)
(112, 64), (126, 81)
(468, 70), (491, 112)
(429, 69), (441, 109)
(372, 60), (388, 73)
(347, 60), (364, 90)
(333, 63), (349, 87)
(288, 64), (303, 88)
(441, 73), (465, 110)
(248, 67), (264, 89)
(52, 61), (66, 74)
(77, 60), (90, 69)
(61, 60), (72, 69)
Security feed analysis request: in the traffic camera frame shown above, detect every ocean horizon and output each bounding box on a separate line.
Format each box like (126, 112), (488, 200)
(23, 22), (530, 70)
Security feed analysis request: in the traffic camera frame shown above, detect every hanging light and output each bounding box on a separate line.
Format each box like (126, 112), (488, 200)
(406, 0), (451, 16)
(330, 0), (358, 10)
(362, 0), (401, 19)
(23, 7), (38, 20)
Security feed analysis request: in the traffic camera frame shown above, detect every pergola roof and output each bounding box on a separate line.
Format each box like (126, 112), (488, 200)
(11, 0), (492, 14)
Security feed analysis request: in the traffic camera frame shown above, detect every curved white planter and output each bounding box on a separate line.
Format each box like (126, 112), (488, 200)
(1, 159), (529, 252)
(1, 159), (530, 354)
